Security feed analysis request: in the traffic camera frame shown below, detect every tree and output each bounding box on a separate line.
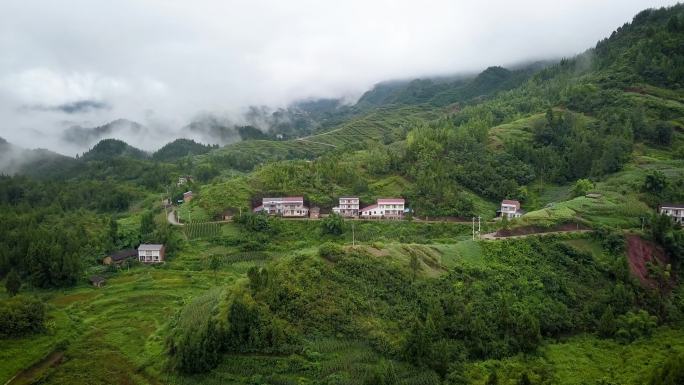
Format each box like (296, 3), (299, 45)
(5, 269), (21, 297)
(108, 216), (119, 250)
(598, 306), (617, 338)
(321, 213), (344, 236)
(140, 210), (156, 239)
(644, 171), (668, 194)
(572, 178), (594, 197)
(208, 255), (222, 279)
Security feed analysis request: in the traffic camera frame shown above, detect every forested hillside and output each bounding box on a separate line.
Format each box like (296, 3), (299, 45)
(1, 4), (684, 385)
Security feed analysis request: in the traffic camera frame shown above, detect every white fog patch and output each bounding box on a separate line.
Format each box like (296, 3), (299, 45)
(0, 0), (678, 154)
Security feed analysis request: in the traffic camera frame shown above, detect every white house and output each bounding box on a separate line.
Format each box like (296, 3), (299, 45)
(360, 198), (405, 220)
(499, 199), (523, 219)
(138, 244), (165, 263)
(660, 204), (684, 225)
(259, 197), (309, 217)
(332, 197), (360, 217)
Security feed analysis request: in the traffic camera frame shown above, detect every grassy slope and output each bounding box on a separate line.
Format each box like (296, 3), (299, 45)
(2, 225), (681, 384)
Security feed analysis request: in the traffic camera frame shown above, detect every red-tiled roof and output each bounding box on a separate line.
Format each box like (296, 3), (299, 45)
(501, 199), (520, 209)
(378, 198), (404, 204)
(360, 204), (378, 212)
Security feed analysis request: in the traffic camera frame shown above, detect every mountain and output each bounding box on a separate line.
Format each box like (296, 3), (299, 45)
(61, 119), (145, 147)
(152, 138), (216, 162)
(0, 137), (78, 176)
(81, 138), (149, 161)
(354, 63), (547, 110)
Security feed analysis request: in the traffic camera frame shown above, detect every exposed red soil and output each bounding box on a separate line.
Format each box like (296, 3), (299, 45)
(624, 86), (648, 94)
(626, 234), (669, 287)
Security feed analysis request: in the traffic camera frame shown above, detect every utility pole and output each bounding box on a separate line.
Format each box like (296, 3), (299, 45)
(472, 217), (475, 241)
(478, 216), (481, 240)
(641, 217), (645, 231)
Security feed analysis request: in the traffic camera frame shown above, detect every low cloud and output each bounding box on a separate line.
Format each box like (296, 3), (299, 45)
(22, 100), (111, 114)
(0, 0), (678, 155)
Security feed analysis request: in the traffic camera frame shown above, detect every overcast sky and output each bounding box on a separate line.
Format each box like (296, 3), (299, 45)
(0, 0), (679, 154)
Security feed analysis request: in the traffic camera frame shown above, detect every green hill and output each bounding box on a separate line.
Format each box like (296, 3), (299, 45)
(152, 138), (216, 162)
(1, 4), (684, 385)
(81, 138), (149, 161)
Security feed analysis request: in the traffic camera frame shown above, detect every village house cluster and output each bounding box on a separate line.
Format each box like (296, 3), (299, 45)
(253, 196), (407, 220)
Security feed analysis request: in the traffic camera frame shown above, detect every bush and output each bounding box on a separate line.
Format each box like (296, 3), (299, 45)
(572, 178), (594, 197)
(321, 214), (345, 236)
(615, 310), (657, 343)
(319, 242), (345, 262)
(0, 296), (46, 338)
(648, 353), (684, 385)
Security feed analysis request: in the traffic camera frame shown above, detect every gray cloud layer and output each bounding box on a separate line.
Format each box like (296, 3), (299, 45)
(0, 0), (678, 154)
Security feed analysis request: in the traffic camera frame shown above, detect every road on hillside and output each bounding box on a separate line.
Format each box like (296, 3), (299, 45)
(167, 210), (183, 226)
(480, 229), (593, 240)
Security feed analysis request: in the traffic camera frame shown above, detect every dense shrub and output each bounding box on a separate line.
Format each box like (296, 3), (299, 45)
(319, 242), (345, 262)
(615, 310), (658, 342)
(321, 214), (345, 236)
(0, 296), (47, 338)
(649, 353), (684, 385)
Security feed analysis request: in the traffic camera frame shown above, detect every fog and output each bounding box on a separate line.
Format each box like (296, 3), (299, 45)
(0, 0), (678, 155)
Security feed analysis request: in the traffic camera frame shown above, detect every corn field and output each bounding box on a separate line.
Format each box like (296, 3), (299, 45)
(184, 222), (220, 239)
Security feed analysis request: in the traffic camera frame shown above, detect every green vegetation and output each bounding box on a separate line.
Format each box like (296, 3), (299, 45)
(1, 4), (684, 385)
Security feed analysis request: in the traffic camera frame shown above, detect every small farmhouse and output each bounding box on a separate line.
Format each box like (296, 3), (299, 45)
(183, 191), (193, 203)
(499, 199), (523, 219)
(138, 244), (165, 263)
(360, 198), (405, 220)
(333, 197), (360, 217)
(257, 197), (309, 217)
(103, 249), (137, 266)
(660, 204), (684, 225)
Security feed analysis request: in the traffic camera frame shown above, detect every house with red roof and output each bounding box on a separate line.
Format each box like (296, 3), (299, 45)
(360, 198), (405, 220)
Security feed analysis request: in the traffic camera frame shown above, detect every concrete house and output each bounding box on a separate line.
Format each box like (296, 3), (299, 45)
(499, 199), (523, 219)
(360, 198), (405, 220)
(258, 197), (309, 217)
(138, 244), (166, 263)
(333, 197), (360, 217)
(660, 204), (684, 225)
(183, 191), (193, 203)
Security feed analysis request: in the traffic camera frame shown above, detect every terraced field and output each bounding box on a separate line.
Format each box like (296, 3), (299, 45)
(199, 106), (437, 172)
